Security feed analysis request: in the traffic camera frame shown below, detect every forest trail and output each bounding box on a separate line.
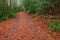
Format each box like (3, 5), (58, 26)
(0, 12), (45, 40)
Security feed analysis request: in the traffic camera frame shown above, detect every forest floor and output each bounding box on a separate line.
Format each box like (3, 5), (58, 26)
(0, 12), (60, 40)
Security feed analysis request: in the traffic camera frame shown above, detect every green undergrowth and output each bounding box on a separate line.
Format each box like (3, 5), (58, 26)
(48, 20), (60, 31)
(23, 0), (60, 15)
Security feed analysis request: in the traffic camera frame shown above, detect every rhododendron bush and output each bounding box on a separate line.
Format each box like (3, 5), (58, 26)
(23, 0), (60, 15)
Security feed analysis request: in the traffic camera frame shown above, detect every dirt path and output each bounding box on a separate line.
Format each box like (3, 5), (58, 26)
(0, 12), (45, 40)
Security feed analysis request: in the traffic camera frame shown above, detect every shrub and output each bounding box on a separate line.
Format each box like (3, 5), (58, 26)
(22, 0), (60, 15)
(23, 0), (36, 13)
(48, 20), (60, 31)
